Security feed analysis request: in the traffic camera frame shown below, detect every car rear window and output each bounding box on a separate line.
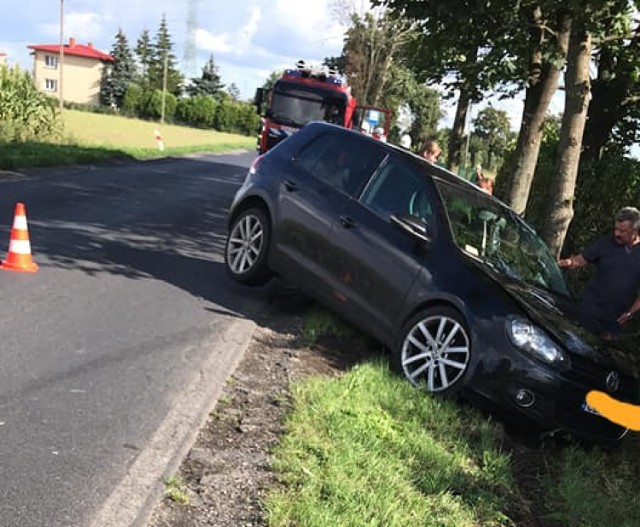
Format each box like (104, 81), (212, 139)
(296, 132), (386, 196)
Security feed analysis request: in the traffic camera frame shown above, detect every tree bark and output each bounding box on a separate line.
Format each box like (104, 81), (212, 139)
(447, 84), (470, 173)
(504, 10), (572, 215)
(543, 27), (593, 257)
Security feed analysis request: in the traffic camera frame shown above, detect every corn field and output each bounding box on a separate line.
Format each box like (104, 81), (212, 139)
(0, 64), (61, 142)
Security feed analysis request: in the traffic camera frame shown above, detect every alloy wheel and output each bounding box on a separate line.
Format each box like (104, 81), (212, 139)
(227, 213), (264, 276)
(401, 315), (470, 393)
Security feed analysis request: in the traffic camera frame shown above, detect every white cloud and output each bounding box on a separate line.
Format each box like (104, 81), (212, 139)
(242, 6), (261, 42)
(196, 6), (262, 56)
(196, 30), (232, 54)
(39, 12), (108, 43)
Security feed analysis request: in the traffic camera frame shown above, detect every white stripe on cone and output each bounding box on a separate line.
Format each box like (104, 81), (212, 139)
(8, 239), (31, 254)
(13, 215), (28, 230)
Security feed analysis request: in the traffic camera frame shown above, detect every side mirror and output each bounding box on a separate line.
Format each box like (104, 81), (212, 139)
(391, 214), (432, 244)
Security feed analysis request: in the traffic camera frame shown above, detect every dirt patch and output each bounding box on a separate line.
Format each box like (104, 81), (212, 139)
(145, 295), (378, 527)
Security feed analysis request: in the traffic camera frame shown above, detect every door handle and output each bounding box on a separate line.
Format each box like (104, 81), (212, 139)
(339, 215), (355, 228)
(283, 180), (297, 191)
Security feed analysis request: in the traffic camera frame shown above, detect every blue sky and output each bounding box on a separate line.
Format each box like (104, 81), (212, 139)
(1, 0), (348, 100)
(1, 0), (563, 134)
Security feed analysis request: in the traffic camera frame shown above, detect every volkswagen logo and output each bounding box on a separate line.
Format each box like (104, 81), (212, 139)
(605, 371), (620, 393)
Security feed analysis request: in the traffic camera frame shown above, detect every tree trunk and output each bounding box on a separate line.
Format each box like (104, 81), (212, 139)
(582, 42), (635, 163)
(447, 83), (471, 173)
(504, 11), (572, 215)
(543, 27), (593, 257)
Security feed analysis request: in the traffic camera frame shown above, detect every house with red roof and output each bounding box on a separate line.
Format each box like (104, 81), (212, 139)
(0, 52), (7, 67)
(28, 37), (114, 105)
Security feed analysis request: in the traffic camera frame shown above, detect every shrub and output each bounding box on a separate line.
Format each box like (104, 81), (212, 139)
(122, 84), (142, 117)
(138, 89), (177, 121)
(176, 94), (217, 128)
(0, 64), (61, 142)
(213, 99), (235, 132)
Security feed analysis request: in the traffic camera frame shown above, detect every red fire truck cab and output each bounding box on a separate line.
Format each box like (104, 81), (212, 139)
(254, 60), (391, 154)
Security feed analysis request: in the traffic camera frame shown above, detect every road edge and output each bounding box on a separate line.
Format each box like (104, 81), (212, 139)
(88, 316), (257, 527)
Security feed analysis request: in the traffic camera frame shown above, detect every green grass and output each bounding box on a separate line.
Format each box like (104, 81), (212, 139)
(164, 475), (189, 504)
(266, 362), (516, 527)
(270, 304), (640, 526)
(302, 304), (363, 345)
(0, 109), (255, 170)
(544, 445), (640, 527)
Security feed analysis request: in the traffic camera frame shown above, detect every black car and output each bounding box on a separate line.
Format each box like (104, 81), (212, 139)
(224, 121), (640, 443)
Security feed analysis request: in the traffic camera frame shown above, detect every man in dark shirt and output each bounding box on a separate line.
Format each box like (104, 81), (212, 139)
(558, 206), (640, 338)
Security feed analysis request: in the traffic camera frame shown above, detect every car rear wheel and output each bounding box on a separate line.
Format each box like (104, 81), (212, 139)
(225, 207), (272, 286)
(394, 307), (471, 394)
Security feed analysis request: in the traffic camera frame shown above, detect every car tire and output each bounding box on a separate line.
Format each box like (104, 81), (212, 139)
(393, 306), (472, 395)
(225, 207), (272, 286)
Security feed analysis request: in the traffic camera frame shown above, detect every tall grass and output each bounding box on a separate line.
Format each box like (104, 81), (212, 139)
(266, 362), (516, 527)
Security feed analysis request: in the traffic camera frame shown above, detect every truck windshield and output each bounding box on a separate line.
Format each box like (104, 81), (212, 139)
(267, 83), (347, 128)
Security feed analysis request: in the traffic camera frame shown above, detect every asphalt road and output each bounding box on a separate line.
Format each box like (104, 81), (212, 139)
(0, 151), (265, 527)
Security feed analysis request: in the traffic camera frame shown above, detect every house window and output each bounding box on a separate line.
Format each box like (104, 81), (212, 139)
(45, 78), (58, 92)
(44, 55), (58, 68)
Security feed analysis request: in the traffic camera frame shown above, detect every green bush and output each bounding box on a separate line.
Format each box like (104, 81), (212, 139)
(122, 84), (142, 117)
(234, 102), (261, 136)
(138, 89), (177, 121)
(176, 94), (217, 129)
(0, 64), (61, 142)
(213, 99), (235, 132)
(210, 99), (261, 136)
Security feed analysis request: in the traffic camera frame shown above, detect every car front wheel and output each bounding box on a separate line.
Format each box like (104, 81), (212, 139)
(393, 307), (471, 394)
(225, 207), (272, 286)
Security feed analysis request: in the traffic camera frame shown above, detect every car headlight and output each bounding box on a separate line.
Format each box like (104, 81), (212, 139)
(507, 317), (569, 368)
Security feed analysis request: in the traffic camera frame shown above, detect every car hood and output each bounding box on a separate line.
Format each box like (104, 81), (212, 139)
(500, 279), (640, 375)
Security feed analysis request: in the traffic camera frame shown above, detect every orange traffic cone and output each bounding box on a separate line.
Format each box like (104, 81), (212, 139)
(1, 202), (38, 273)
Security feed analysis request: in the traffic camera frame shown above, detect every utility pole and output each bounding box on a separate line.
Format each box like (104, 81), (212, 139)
(161, 49), (168, 124)
(59, 0), (64, 112)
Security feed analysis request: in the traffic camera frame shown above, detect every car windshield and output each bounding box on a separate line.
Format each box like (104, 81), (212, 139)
(436, 180), (570, 297)
(267, 84), (346, 128)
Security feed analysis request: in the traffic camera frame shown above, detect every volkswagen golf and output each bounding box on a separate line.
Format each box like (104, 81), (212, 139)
(224, 121), (640, 443)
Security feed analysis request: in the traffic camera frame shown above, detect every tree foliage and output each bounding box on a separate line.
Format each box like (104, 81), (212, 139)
(227, 82), (241, 101)
(100, 28), (136, 108)
(341, 10), (413, 107)
(377, 0), (522, 172)
(187, 55), (224, 97)
(135, 29), (153, 86)
(147, 14), (183, 96)
(472, 107), (515, 170)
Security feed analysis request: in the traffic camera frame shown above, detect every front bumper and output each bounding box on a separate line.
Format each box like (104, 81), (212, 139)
(470, 339), (631, 442)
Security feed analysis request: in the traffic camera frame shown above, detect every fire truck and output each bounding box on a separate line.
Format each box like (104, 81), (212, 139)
(254, 60), (391, 154)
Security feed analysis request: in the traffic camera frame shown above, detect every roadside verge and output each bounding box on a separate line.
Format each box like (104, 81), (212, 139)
(89, 317), (256, 527)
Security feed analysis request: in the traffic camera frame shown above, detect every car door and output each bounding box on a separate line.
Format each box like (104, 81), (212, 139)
(327, 154), (440, 339)
(273, 130), (386, 300)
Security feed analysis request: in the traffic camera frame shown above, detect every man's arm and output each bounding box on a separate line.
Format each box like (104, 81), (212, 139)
(558, 254), (588, 269)
(617, 296), (640, 325)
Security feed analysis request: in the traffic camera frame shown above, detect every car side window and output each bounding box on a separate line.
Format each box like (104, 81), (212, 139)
(295, 132), (385, 196)
(360, 157), (435, 225)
